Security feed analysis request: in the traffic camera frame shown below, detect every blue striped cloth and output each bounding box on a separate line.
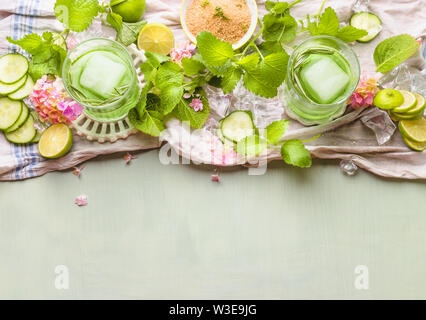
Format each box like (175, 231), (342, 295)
(8, 0), (43, 180)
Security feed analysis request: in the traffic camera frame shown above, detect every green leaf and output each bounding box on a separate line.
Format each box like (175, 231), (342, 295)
(336, 26), (368, 43)
(196, 31), (234, 67)
(7, 32), (67, 80)
(173, 88), (210, 129)
(263, 14), (297, 43)
(181, 57), (206, 76)
(129, 106), (165, 138)
(308, 7), (339, 36)
(265, 120), (289, 144)
(241, 52), (288, 98)
(235, 135), (267, 156)
(221, 67), (243, 94)
(159, 86), (184, 115)
(118, 20), (147, 46)
(54, 0), (100, 32)
(156, 62), (183, 88)
(259, 41), (285, 56)
(280, 140), (312, 168)
(140, 51), (169, 79)
(374, 34), (419, 73)
(237, 53), (260, 68)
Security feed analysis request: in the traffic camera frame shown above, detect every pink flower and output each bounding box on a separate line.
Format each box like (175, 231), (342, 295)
(30, 76), (83, 124)
(189, 98), (203, 112)
(211, 174), (221, 183)
(170, 41), (197, 63)
(349, 75), (379, 109)
(72, 165), (86, 177)
(75, 195), (88, 207)
(123, 152), (137, 164)
(67, 36), (79, 50)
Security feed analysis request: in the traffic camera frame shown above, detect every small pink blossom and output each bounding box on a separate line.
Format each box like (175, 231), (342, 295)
(75, 195), (88, 207)
(349, 75), (379, 109)
(189, 98), (203, 112)
(30, 76), (83, 124)
(72, 165), (86, 177)
(67, 36), (79, 50)
(170, 41), (197, 63)
(211, 174), (221, 183)
(124, 152), (137, 164)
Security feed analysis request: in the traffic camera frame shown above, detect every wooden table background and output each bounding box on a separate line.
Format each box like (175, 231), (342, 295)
(0, 150), (425, 299)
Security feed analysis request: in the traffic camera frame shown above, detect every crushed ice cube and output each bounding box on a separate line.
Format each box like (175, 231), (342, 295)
(300, 55), (350, 104)
(340, 160), (358, 176)
(353, 0), (371, 13)
(361, 108), (396, 145)
(79, 53), (127, 99)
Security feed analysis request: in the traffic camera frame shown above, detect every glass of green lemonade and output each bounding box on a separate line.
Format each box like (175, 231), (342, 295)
(284, 36), (360, 126)
(62, 38), (140, 122)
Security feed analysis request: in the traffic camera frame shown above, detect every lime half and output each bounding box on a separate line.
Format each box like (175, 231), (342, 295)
(137, 23), (175, 55)
(399, 117), (426, 143)
(392, 90), (417, 113)
(38, 124), (73, 158)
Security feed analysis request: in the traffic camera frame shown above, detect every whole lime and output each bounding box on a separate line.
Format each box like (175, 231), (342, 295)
(373, 89), (404, 110)
(111, 0), (146, 23)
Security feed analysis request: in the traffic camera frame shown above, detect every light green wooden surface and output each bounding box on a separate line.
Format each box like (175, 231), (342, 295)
(0, 150), (425, 299)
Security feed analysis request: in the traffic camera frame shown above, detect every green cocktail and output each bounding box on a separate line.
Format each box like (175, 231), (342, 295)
(62, 38), (140, 122)
(284, 36), (360, 125)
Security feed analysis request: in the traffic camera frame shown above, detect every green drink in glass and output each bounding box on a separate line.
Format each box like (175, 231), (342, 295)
(284, 36), (360, 125)
(62, 38), (140, 122)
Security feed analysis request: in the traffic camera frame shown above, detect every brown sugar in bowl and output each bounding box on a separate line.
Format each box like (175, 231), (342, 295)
(180, 0), (258, 50)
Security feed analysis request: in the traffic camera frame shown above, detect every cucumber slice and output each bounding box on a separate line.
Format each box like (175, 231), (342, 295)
(350, 12), (382, 43)
(0, 74), (27, 95)
(221, 111), (256, 143)
(217, 120), (235, 149)
(5, 103), (29, 133)
(0, 97), (22, 130)
(5, 114), (36, 144)
(8, 75), (34, 100)
(0, 53), (29, 84)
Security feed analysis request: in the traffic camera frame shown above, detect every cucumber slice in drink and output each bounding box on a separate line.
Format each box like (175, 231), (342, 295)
(0, 97), (22, 130)
(350, 12), (382, 43)
(5, 114), (36, 144)
(0, 74), (27, 95)
(8, 75), (34, 100)
(221, 111), (256, 143)
(0, 53), (29, 84)
(5, 103), (29, 133)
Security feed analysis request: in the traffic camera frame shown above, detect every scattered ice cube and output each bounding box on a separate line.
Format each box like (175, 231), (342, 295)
(79, 52), (127, 99)
(300, 55), (350, 104)
(353, 0), (371, 13)
(340, 160), (358, 176)
(361, 108), (396, 145)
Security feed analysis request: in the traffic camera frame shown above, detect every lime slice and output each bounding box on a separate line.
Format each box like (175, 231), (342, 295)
(392, 90), (417, 113)
(405, 93), (425, 115)
(399, 117), (426, 143)
(402, 135), (426, 151)
(137, 23), (175, 55)
(38, 124), (73, 158)
(391, 109), (424, 121)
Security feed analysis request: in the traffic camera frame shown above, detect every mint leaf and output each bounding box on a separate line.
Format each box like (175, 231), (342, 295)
(308, 7), (339, 36)
(221, 67), (243, 94)
(107, 12), (146, 46)
(263, 14), (297, 43)
(7, 32), (67, 80)
(235, 135), (267, 156)
(140, 51), (169, 80)
(259, 41), (285, 56)
(156, 62), (184, 114)
(237, 53), (260, 68)
(336, 26), (367, 43)
(54, 0), (100, 32)
(280, 140), (312, 168)
(374, 34), (419, 73)
(241, 52), (288, 98)
(129, 94), (165, 137)
(265, 119), (289, 144)
(181, 57), (205, 76)
(197, 31), (234, 67)
(173, 88), (210, 129)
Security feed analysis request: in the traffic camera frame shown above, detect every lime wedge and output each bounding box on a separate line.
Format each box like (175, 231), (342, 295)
(392, 90), (417, 113)
(399, 117), (426, 143)
(38, 124), (73, 158)
(137, 23), (175, 55)
(402, 135), (426, 151)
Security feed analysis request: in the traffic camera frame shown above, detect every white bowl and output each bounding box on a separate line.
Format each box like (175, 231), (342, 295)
(180, 0), (258, 50)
